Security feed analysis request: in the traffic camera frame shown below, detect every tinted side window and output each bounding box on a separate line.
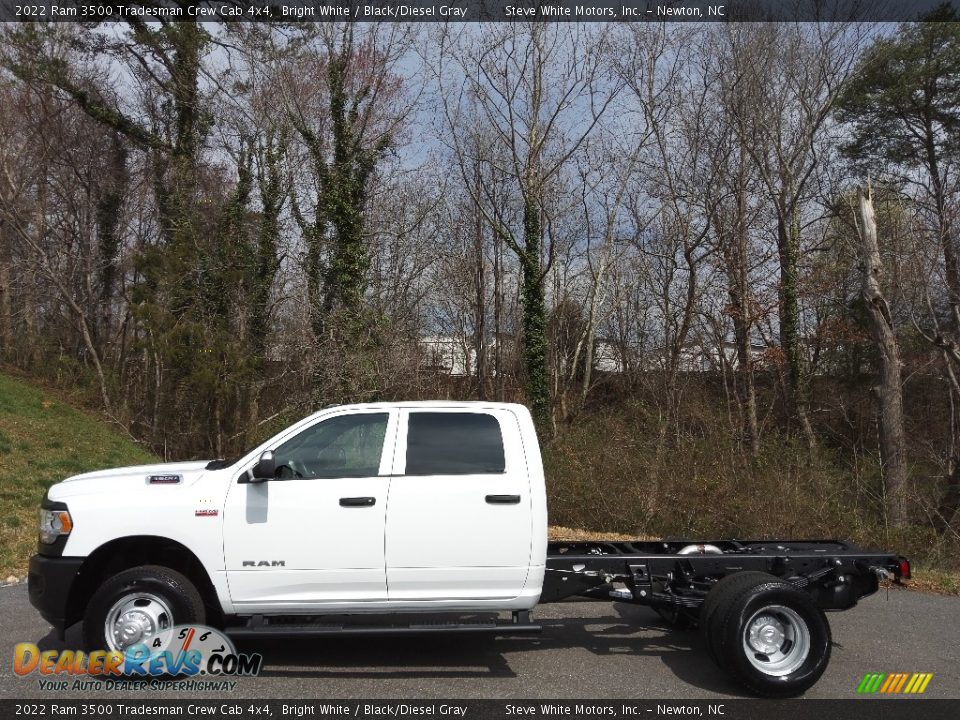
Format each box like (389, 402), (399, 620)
(273, 413), (388, 479)
(405, 412), (506, 475)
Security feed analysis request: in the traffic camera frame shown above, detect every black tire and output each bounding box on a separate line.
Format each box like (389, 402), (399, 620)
(699, 571), (776, 663)
(82, 565), (205, 652)
(706, 575), (831, 697)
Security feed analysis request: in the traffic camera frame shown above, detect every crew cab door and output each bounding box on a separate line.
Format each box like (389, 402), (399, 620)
(385, 408), (532, 600)
(223, 409), (396, 610)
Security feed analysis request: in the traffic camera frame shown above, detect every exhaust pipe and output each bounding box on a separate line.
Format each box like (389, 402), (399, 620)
(677, 543), (723, 555)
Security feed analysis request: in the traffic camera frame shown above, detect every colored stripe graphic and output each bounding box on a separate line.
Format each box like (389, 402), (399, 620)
(882, 673), (905, 693)
(892, 673), (909, 693)
(857, 673), (883, 693)
(857, 672), (933, 694)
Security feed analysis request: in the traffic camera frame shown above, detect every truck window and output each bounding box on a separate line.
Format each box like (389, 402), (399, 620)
(272, 413), (388, 479)
(405, 412), (506, 475)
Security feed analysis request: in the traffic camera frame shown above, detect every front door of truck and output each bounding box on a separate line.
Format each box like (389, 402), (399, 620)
(385, 408), (533, 600)
(223, 409), (397, 610)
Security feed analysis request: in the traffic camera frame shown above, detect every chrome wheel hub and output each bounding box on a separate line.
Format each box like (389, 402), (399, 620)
(104, 593), (173, 653)
(741, 605), (811, 677)
(748, 614), (787, 655)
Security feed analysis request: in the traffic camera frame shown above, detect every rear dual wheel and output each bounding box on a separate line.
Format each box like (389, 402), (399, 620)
(699, 572), (831, 697)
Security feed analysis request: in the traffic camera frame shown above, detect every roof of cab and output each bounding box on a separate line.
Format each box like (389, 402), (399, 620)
(319, 400), (529, 412)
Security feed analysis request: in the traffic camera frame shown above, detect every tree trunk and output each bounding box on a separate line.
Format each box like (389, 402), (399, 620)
(0, 218), (11, 359)
(727, 259), (759, 455)
(493, 225), (505, 402)
(936, 358), (960, 532)
(926, 130), (960, 530)
(858, 187), (908, 528)
(579, 274), (603, 408)
(713, 159), (760, 455)
(95, 135), (127, 358)
(776, 209), (816, 449)
(474, 159), (487, 400)
(520, 197), (551, 435)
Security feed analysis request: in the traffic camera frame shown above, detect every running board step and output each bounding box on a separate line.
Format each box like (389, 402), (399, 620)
(225, 612), (541, 639)
(225, 621), (541, 639)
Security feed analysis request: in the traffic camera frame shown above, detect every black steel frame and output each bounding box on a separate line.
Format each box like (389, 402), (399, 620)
(542, 539), (907, 612)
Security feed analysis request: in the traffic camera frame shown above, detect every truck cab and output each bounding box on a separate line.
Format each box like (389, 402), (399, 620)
(29, 402), (547, 650)
(221, 403), (547, 610)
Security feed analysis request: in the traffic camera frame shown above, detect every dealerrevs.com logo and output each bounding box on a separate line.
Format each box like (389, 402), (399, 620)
(13, 625), (262, 691)
(857, 672), (934, 695)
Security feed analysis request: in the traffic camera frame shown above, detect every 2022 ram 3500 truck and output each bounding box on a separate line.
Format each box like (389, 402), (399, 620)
(29, 401), (909, 697)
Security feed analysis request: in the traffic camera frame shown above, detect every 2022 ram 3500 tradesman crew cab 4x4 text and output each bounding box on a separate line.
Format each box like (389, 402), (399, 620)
(28, 401), (909, 697)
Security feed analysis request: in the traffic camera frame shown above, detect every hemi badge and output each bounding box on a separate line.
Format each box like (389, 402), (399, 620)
(195, 509), (218, 517)
(147, 474), (182, 485)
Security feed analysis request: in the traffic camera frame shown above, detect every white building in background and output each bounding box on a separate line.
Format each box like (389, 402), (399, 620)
(590, 338), (770, 374)
(653, 340), (770, 373)
(419, 335), (477, 376)
(593, 339), (626, 373)
(419, 335), (769, 377)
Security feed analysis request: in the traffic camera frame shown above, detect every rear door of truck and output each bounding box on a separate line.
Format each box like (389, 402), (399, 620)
(385, 407), (533, 600)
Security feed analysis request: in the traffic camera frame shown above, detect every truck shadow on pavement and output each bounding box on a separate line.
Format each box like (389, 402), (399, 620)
(243, 604), (743, 695)
(39, 604), (743, 696)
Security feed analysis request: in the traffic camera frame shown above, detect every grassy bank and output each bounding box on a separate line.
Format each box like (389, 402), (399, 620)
(0, 372), (156, 576)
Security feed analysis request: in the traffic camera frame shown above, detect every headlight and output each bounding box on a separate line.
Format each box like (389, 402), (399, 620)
(38, 507), (72, 545)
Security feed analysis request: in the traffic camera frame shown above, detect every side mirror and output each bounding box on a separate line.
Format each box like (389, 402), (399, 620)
(245, 450), (275, 483)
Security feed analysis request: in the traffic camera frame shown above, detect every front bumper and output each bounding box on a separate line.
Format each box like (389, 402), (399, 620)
(28, 554), (83, 635)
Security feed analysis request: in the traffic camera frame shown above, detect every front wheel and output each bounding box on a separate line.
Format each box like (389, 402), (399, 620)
(82, 565), (205, 652)
(705, 573), (831, 697)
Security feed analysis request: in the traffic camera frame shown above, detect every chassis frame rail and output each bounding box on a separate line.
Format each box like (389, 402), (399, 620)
(542, 539), (907, 612)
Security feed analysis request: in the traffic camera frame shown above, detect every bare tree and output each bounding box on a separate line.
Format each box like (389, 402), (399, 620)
(434, 23), (619, 434)
(722, 23), (865, 448)
(569, 139), (642, 413)
(855, 184), (909, 526)
(704, 32), (770, 454)
(616, 26), (723, 438)
(839, 13), (960, 529)
(0, 83), (116, 414)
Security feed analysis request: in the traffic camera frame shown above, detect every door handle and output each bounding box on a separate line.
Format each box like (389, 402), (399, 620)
(485, 494), (521, 505)
(339, 497), (376, 507)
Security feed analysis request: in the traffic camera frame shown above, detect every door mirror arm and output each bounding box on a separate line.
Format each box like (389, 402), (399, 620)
(239, 450), (275, 484)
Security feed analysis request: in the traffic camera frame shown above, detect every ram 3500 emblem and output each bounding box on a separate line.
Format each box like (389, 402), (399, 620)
(147, 474), (182, 485)
(242, 560), (286, 567)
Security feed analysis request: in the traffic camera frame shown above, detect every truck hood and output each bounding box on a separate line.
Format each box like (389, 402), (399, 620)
(48, 461), (211, 500)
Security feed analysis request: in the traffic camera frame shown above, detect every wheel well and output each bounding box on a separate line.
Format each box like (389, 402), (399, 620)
(68, 536), (222, 628)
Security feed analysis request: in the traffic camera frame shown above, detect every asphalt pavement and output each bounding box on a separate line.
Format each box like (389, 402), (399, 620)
(2, 582), (958, 700)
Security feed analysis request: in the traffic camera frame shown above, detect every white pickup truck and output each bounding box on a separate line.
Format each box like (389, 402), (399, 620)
(29, 401), (908, 697)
